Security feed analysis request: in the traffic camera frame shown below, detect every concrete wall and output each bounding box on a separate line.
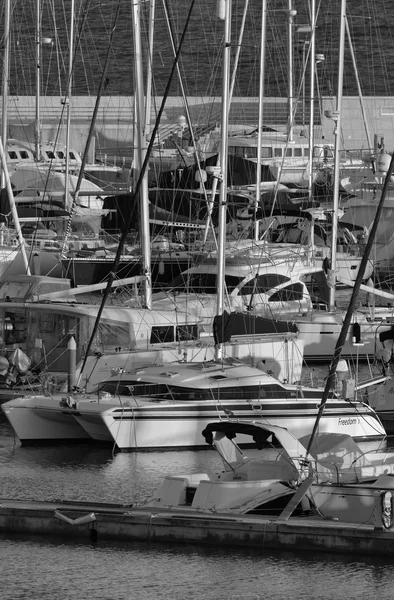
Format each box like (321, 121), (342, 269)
(2, 95), (394, 157)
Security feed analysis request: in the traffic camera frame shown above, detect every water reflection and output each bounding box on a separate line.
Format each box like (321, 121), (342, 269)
(1, 534), (394, 600)
(0, 419), (225, 504)
(1, 417), (394, 505)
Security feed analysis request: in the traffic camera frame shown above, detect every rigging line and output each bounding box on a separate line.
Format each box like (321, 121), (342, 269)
(345, 396), (386, 437)
(41, 0), (92, 164)
(306, 150), (394, 458)
(21, 0), (93, 260)
(161, 0), (216, 242)
(77, 0), (197, 385)
(61, 0), (122, 255)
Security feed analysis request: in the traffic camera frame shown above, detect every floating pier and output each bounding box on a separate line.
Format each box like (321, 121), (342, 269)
(1, 497), (394, 556)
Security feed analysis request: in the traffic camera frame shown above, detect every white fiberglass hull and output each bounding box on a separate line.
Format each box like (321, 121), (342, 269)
(1, 397), (91, 443)
(1, 394), (385, 448)
(309, 480), (394, 524)
(98, 400), (384, 450)
(72, 410), (113, 443)
(297, 308), (394, 362)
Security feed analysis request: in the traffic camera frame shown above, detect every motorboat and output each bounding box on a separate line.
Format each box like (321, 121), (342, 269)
(2, 358), (386, 448)
(146, 419), (394, 525)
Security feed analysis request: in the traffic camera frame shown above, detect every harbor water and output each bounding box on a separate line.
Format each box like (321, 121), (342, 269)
(2, 416), (394, 600)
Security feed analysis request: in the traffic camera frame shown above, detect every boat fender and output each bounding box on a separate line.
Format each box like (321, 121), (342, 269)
(66, 395), (76, 409)
(352, 322), (361, 344)
(381, 491), (394, 529)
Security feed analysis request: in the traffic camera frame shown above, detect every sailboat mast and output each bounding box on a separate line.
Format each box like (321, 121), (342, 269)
(215, 0), (231, 360)
(64, 0), (75, 210)
(287, 0), (295, 143)
(307, 0), (316, 201)
(132, 0), (152, 309)
(35, 0), (42, 162)
(328, 0), (346, 312)
(254, 0), (267, 242)
(1, 0), (10, 189)
(144, 0), (155, 139)
(76, 1), (196, 385)
(345, 17), (375, 172)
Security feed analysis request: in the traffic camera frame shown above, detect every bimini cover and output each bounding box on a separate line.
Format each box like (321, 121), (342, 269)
(202, 421), (309, 461)
(299, 432), (365, 469)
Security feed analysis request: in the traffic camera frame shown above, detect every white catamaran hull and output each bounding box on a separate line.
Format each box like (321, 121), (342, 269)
(97, 403), (385, 450)
(1, 395), (385, 448)
(1, 400), (91, 443)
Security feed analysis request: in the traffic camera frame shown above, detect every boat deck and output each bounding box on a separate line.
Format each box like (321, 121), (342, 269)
(1, 497), (393, 556)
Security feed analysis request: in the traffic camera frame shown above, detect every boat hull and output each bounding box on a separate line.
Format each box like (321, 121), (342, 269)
(1, 395), (385, 448)
(96, 400), (384, 450)
(1, 400), (91, 443)
(297, 309), (394, 362)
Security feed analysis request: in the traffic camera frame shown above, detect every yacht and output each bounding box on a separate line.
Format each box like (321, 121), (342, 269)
(150, 255), (394, 362)
(2, 359), (385, 448)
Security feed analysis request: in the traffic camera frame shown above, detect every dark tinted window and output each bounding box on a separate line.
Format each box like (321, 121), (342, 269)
(176, 324), (199, 341)
(170, 272), (242, 295)
(269, 283), (304, 302)
(239, 273), (290, 296)
(96, 381), (288, 401)
(150, 326), (174, 344)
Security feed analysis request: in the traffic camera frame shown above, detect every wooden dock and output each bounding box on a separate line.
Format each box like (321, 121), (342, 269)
(1, 497), (394, 555)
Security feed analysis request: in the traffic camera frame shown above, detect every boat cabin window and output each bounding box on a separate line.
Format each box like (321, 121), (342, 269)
(0, 309), (133, 372)
(238, 274), (290, 296)
(69, 151), (77, 160)
(0, 281), (33, 300)
(176, 324), (199, 342)
(149, 324), (198, 344)
(261, 147), (273, 159)
(96, 380), (170, 398)
(150, 326), (174, 344)
(231, 146), (274, 160)
(96, 320), (132, 349)
(274, 148), (282, 157)
(170, 272), (242, 295)
(268, 283), (305, 302)
(245, 147), (258, 158)
(96, 381), (288, 401)
(20, 151), (29, 159)
(285, 148), (293, 157)
(0, 308), (80, 371)
(294, 148), (303, 157)
(8, 151), (18, 160)
(57, 151), (65, 159)
(46, 151), (56, 160)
